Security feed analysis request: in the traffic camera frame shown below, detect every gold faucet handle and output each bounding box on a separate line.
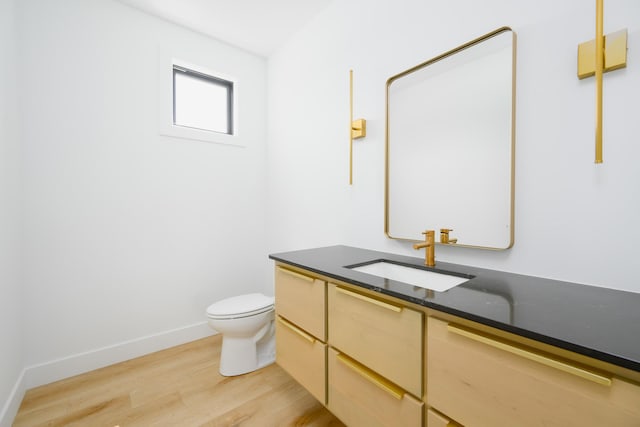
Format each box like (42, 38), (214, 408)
(414, 230), (435, 249)
(440, 228), (457, 244)
(423, 230), (435, 243)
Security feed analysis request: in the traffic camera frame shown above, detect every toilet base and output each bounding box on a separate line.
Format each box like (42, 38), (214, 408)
(219, 320), (275, 376)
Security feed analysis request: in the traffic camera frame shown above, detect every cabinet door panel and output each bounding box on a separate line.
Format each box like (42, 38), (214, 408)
(275, 316), (326, 404)
(328, 348), (423, 427)
(275, 265), (326, 340)
(427, 316), (640, 426)
(328, 283), (423, 397)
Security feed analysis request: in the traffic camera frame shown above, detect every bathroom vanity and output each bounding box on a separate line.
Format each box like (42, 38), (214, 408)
(269, 245), (640, 426)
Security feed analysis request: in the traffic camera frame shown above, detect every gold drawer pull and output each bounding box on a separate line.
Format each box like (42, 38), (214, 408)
(336, 286), (403, 313)
(277, 316), (316, 344)
(336, 353), (405, 400)
(447, 324), (612, 386)
(277, 266), (315, 283)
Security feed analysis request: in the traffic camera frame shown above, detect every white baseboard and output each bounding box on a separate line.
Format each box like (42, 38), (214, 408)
(24, 321), (216, 390)
(0, 322), (216, 426)
(0, 368), (26, 427)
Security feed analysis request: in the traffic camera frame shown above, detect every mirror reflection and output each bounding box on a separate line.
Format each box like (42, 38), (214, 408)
(385, 27), (516, 249)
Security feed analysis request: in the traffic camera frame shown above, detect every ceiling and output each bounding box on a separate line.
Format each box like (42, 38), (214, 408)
(116, 0), (332, 57)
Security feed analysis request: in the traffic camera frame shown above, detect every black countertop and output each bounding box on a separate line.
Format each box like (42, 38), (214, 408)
(269, 245), (640, 373)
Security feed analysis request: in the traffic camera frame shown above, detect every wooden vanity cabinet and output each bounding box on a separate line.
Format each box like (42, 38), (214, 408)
(274, 265), (327, 404)
(427, 315), (640, 426)
(273, 262), (640, 427)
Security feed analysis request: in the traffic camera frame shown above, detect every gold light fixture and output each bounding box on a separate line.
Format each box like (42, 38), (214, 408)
(349, 70), (366, 185)
(577, 0), (628, 164)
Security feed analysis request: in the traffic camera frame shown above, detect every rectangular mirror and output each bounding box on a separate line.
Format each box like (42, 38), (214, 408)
(385, 27), (516, 250)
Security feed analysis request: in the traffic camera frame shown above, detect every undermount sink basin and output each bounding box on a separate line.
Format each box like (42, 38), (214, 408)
(348, 260), (470, 292)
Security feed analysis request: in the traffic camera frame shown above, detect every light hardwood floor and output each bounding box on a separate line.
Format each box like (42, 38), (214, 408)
(13, 335), (345, 427)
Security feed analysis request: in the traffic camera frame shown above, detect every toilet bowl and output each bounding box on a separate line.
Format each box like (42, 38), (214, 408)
(206, 293), (276, 376)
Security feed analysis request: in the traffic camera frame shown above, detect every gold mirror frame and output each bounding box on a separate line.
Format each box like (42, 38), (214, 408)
(385, 27), (516, 250)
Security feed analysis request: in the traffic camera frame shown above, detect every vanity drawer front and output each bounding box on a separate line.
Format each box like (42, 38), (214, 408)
(275, 316), (326, 404)
(427, 316), (640, 426)
(426, 408), (458, 427)
(328, 283), (423, 397)
(328, 348), (423, 427)
(275, 265), (326, 340)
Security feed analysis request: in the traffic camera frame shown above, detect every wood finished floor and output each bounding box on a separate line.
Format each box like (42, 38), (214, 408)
(13, 335), (345, 427)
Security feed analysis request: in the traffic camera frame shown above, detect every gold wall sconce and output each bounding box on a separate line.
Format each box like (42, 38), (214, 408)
(577, 0), (628, 164)
(349, 70), (367, 185)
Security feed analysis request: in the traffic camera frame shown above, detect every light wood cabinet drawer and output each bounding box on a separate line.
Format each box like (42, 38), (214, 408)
(427, 316), (640, 426)
(275, 316), (326, 404)
(327, 348), (423, 427)
(275, 265), (326, 340)
(328, 283), (423, 397)
(427, 408), (459, 427)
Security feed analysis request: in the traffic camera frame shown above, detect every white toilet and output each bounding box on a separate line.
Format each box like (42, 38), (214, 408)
(206, 293), (276, 376)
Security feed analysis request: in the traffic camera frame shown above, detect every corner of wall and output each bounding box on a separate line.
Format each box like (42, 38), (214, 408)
(0, 369), (26, 427)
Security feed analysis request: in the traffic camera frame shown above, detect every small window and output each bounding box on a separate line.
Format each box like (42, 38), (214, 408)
(173, 66), (233, 135)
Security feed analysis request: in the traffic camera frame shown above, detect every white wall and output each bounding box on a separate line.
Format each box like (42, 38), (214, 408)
(18, 0), (268, 375)
(0, 0), (26, 422)
(268, 0), (640, 293)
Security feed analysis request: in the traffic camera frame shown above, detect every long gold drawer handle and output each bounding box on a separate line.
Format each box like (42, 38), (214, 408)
(336, 353), (405, 400)
(277, 317), (316, 344)
(277, 266), (315, 283)
(336, 287), (403, 313)
(447, 324), (612, 386)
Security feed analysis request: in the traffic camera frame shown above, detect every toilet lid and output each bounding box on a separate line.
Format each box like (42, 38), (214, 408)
(206, 293), (274, 319)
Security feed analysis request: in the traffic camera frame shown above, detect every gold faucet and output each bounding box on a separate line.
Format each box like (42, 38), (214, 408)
(413, 230), (435, 267)
(440, 228), (458, 244)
